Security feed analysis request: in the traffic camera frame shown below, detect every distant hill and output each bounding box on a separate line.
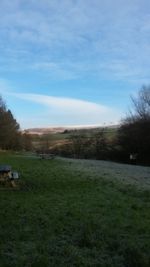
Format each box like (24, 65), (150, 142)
(25, 127), (66, 135)
(25, 124), (119, 135)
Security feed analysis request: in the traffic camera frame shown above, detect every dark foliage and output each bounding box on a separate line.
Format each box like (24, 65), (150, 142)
(117, 86), (150, 165)
(0, 95), (32, 151)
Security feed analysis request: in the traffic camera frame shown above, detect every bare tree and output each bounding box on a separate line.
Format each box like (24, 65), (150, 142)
(131, 86), (150, 120)
(0, 95), (6, 111)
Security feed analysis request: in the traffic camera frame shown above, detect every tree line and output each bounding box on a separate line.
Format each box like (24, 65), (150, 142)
(0, 95), (32, 151)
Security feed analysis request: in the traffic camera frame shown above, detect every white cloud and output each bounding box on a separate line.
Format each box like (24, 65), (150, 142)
(10, 92), (122, 127)
(11, 92), (108, 111)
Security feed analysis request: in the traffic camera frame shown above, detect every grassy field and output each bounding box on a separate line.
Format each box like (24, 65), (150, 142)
(0, 152), (150, 267)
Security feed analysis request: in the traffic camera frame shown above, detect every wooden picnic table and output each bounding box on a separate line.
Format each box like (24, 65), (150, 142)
(0, 165), (19, 188)
(0, 165), (12, 179)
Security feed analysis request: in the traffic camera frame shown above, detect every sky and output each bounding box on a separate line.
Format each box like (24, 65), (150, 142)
(0, 0), (150, 129)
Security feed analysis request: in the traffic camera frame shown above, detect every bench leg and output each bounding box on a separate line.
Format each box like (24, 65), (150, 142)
(11, 180), (17, 188)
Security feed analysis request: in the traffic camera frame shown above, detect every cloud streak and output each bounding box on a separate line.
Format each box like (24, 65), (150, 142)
(9, 92), (122, 128)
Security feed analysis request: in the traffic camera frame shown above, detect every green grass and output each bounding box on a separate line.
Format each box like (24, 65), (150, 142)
(0, 152), (150, 267)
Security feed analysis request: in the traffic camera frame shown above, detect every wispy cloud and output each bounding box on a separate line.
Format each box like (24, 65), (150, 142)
(0, 78), (13, 94)
(1, 0), (150, 83)
(31, 62), (79, 80)
(9, 92), (122, 128)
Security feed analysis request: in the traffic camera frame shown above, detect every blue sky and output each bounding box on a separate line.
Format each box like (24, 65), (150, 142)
(0, 0), (150, 129)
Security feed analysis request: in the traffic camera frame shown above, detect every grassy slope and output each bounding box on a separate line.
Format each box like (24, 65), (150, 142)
(0, 152), (150, 267)
(31, 127), (117, 149)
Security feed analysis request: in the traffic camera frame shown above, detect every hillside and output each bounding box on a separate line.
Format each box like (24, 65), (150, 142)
(25, 124), (119, 135)
(0, 152), (149, 267)
(24, 127), (66, 135)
